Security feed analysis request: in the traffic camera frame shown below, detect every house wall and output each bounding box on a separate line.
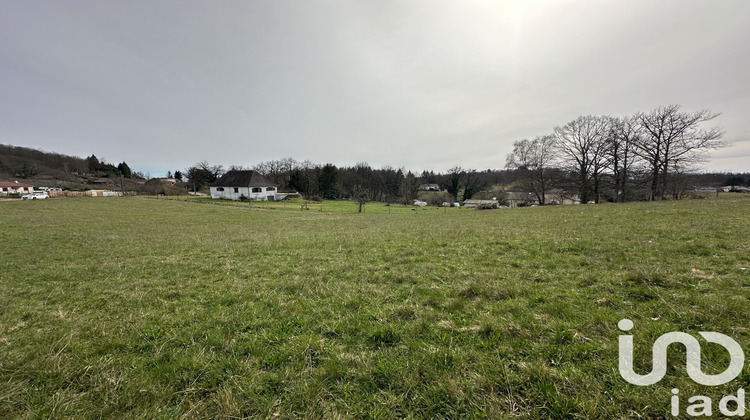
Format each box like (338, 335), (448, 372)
(464, 201), (498, 209)
(210, 186), (277, 201)
(0, 186), (33, 196)
(90, 190), (122, 197)
(507, 198), (530, 208)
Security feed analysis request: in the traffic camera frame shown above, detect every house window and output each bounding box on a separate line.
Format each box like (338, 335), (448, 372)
(216, 187), (224, 191)
(266, 187), (275, 191)
(234, 188), (239, 193)
(252, 187), (262, 193)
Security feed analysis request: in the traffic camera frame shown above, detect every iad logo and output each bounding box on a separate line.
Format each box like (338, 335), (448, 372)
(618, 319), (746, 417)
(618, 319), (744, 386)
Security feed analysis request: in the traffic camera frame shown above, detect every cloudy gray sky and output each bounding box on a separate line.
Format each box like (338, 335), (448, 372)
(1, 0), (749, 176)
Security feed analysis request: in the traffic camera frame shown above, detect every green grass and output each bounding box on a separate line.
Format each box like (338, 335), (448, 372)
(1, 196), (749, 418)
(156, 195), (461, 215)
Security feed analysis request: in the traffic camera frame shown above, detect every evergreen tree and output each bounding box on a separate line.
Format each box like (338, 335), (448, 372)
(87, 155), (101, 173)
(318, 164), (338, 199)
(117, 162), (132, 178)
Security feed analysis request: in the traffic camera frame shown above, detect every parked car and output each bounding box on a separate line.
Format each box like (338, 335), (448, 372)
(22, 192), (49, 200)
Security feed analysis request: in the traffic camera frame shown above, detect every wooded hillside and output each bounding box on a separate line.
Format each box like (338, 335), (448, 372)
(0, 144), (134, 181)
(0, 144), (88, 179)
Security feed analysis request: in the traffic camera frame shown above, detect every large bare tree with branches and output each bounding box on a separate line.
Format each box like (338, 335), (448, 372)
(606, 116), (641, 202)
(252, 157), (298, 187)
(505, 135), (556, 205)
(554, 115), (610, 203)
(634, 105), (726, 200)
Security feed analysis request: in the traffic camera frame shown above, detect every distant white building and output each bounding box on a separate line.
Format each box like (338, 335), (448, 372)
(419, 183), (441, 191)
(209, 170), (278, 201)
(158, 178), (178, 185)
(695, 187), (717, 193)
(463, 199), (499, 209)
(0, 181), (33, 196)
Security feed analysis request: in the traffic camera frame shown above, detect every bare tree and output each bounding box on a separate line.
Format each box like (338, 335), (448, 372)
(505, 135), (556, 205)
(185, 161), (224, 192)
(665, 159), (696, 200)
(353, 185), (369, 213)
(634, 105), (726, 200)
(253, 158), (298, 187)
(554, 115), (609, 203)
(606, 116), (641, 202)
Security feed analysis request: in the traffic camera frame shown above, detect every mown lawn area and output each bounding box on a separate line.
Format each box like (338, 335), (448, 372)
(1, 196), (749, 418)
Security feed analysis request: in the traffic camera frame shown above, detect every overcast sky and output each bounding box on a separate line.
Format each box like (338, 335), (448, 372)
(1, 0), (749, 176)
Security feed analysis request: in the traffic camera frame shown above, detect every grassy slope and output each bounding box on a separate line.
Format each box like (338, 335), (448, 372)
(1, 197), (749, 419)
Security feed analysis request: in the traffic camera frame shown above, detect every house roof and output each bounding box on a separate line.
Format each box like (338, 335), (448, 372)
(0, 181), (33, 188)
(210, 170), (277, 188)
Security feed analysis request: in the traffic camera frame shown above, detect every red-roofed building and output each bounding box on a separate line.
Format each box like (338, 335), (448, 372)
(0, 181), (34, 196)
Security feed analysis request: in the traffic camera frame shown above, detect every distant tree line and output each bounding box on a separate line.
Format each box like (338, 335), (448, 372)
(181, 105), (735, 204)
(184, 159), (420, 203)
(182, 106), (742, 205)
(246, 161), (497, 203)
(184, 158), (529, 204)
(2, 102), (740, 203)
(505, 105), (729, 203)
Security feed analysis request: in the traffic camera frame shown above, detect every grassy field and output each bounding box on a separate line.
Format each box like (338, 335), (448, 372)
(153, 195), (461, 214)
(1, 196), (749, 419)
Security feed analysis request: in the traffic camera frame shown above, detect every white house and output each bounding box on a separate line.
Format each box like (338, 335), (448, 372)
(209, 170), (278, 201)
(419, 183), (441, 191)
(0, 181), (34, 196)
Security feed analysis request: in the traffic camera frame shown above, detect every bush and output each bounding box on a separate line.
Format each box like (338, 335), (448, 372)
(425, 192), (453, 206)
(164, 186), (188, 196)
